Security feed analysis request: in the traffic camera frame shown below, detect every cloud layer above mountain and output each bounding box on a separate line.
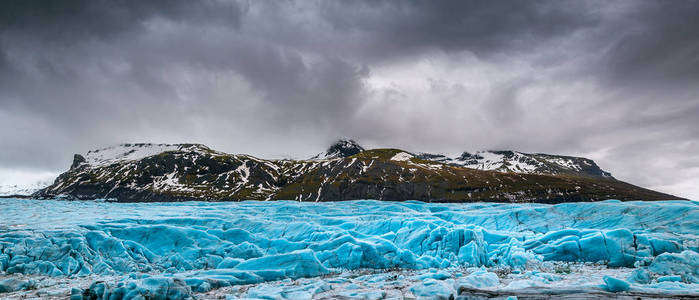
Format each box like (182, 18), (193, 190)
(1, 0), (697, 199)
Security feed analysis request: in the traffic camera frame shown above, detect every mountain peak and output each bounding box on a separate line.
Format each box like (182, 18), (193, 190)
(312, 139), (365, 160)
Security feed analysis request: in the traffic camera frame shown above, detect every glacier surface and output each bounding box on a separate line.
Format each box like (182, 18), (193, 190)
(0, 198), (697, 299)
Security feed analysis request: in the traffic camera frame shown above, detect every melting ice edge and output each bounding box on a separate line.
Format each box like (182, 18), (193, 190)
(0, 199), (697, 299)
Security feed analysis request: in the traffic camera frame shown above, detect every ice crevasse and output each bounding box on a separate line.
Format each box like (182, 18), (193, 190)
(0, 199), (697, 298)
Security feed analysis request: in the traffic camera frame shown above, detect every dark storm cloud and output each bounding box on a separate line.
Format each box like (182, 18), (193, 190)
(0, 0), (697, 198)
(601, 1), (699, 90)
(319, 0), (599, 60)
(0, 0), (369, 169)
(0, 0), (243, 40)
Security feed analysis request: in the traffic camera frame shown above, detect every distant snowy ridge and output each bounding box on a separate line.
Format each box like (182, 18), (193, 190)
(35, 141), (681, 202)
(0, 180), (52, 196)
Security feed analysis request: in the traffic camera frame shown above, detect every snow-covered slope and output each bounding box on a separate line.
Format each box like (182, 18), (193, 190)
(417, 150), (613, 178)
(81, 143), (215, 167)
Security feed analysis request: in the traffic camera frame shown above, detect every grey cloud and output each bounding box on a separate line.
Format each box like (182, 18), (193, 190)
(319, 0), (600, 60)
(600, 1), (699, 90)
(0, 0), (244, 41)
(0, 0), (370, 169)
(0, 0), (697, 198)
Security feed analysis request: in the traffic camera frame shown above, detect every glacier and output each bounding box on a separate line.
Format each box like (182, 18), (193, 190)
(0, 198), (697, 299)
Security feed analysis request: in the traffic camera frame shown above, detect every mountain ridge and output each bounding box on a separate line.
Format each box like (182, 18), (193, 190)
(416, 150), (613, 178)
(34, 140), (682, 203)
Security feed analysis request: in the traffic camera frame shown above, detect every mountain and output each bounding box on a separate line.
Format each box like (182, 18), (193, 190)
(34, 142), (681, 203)
(416, 150), (612, 178)
(317, 140), (612, 179)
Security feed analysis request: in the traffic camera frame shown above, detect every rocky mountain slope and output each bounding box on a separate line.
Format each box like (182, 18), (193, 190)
(35, 141), (681, 203)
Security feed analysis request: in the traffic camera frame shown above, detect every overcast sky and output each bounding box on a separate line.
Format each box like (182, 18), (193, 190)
(1, 0), (697, 199)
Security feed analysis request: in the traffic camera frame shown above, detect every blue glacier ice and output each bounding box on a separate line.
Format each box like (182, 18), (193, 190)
(454, 267), (500, 290)
(603, 275), (631, 292)
(409, 278), (456, 299)
(0, 198), (697, 299)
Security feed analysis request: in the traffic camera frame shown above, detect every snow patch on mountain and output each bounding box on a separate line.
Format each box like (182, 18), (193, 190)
(82, 143), (210, 167)
(390, 152), (413, 162)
